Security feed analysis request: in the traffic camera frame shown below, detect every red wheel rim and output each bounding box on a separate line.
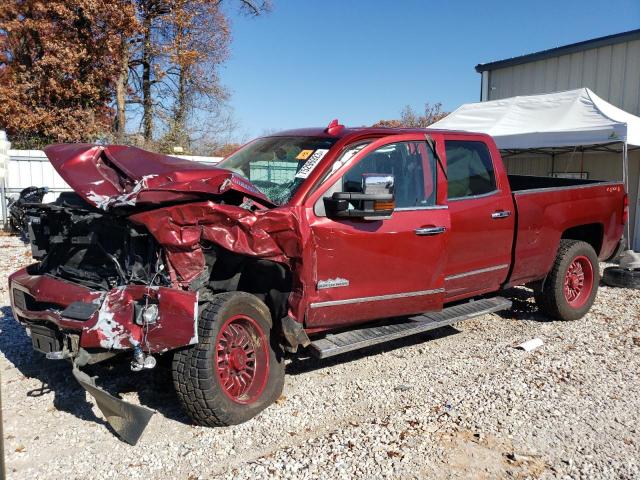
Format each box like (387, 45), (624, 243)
(563, 255), (594, 308)
(214, 314), (269, 404)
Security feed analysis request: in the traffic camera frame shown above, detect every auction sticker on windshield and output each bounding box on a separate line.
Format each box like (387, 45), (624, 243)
(295, 149), (329, 179)
(296, 149), (314, 160)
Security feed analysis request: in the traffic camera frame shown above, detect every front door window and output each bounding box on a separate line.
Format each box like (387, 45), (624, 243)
(340, 141), (437, 208)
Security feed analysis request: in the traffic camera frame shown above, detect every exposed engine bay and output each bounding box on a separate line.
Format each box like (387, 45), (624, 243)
(26, 193), (169, 291)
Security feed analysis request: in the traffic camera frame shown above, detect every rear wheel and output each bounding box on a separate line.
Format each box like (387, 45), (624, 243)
(172, 292), (285, 426)
(534, 240), (599, 321)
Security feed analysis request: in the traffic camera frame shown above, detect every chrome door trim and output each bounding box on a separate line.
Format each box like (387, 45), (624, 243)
(415, 226), (446, 236)
(309, 288), (445, 309)
(491, 210), (512, 219)
(394, 205), (448, 212)
(448, 190), (500, 202)
(512, 181), (622, 196)
(445, 264), (510, 281)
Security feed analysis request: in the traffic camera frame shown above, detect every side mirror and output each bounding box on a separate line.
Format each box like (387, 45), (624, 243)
(324, 174), (395, 220)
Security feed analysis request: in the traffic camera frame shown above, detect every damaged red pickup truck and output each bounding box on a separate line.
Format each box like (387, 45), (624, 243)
(9, 122), (626, 443)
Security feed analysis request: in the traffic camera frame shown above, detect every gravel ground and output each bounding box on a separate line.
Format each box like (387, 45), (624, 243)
(2, 234), (639, 479)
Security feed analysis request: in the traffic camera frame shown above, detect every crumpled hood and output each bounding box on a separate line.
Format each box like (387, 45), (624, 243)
(45, 144), (273, 210)
(44, 144), (309, 322)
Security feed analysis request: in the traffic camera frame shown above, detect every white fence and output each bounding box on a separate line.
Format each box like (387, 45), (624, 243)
(0, 148), (222, 224)
(0, 132), (10, 223)
(5, 150), (72, 204)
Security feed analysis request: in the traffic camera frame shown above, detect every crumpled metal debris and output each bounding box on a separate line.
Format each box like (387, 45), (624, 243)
(72, 366), (154, 445)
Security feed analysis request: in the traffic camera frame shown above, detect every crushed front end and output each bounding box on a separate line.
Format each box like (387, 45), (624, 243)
(8, 195), (199, 444)
(10, 195), (200, 363)
(8, 143), (308, 444)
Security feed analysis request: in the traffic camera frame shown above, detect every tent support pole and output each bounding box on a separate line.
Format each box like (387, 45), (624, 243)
(635, 172), (640, 252)
(623, 141), (628, 187)
(629, 141), (640, 252)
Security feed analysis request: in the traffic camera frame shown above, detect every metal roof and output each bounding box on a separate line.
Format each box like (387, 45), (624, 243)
(475, 28), (640, 73)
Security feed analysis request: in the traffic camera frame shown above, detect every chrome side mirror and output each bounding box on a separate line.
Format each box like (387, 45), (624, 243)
(323, 173), (395, 220)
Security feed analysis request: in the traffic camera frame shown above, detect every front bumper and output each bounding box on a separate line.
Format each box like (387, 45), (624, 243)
(9, 267), (199, 355)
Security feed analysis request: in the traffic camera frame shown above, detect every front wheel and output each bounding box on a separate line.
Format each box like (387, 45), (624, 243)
(534, 240), (599, 321)
(172, 292), (285, 426)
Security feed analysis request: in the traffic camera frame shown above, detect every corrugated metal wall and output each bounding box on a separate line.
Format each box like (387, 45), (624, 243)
(487, 39), (640, 116)
(486, 37), (640, 250)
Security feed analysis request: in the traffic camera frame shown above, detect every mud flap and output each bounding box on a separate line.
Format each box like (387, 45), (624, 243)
(72, 366), (154, 445)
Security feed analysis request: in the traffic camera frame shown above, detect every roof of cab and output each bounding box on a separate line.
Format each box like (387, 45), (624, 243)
(270, 126), (492, 142)
(272, 126), (443, 137)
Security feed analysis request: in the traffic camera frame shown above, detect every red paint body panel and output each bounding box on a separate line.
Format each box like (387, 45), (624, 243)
(441, 133), (515, 300)
(304, 134), (449, 328)
(129, 202), (302, 280)
(9, 268), (198, 354)
(307, 209), (450, 327)
(44, 144), (273, 209)
(445, 194), (514, 300)
(128, 201), (309, 321)
(9, 268), (104, 330)
(10, 129), (626, 357)
(508, 184), (625, 286)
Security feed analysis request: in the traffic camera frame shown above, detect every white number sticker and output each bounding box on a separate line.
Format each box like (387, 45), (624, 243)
(295, 149), (329, 179)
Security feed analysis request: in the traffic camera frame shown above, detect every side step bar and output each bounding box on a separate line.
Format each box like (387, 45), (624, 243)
(309, 296), (512, 359)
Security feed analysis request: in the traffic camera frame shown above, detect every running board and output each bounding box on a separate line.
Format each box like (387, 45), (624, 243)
(309, 297), (512, 359)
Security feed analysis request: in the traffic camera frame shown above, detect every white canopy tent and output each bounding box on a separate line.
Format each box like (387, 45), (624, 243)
(431, 88), (640, 251)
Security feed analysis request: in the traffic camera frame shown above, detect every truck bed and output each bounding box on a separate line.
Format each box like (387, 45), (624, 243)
(508, 174), (606, 192)
(506, 174), (625, 288)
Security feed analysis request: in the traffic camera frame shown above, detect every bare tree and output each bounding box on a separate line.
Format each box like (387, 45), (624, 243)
(120, 0), (270, 147)
(373, 102), (448, 128)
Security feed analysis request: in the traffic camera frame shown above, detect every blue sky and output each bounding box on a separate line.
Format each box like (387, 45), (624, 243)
(222, 0), (640, 139)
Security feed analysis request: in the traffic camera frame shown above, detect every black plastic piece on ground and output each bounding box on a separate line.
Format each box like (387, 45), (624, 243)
(72, 367), (154, 445)
(309, 297), (512, 359)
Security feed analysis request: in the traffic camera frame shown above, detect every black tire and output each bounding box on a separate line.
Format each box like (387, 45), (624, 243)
(172, 292), (285, 427)
(8, 216), (19, 234)
(534, 240), (600, 321)
(602, 266), (640, 289)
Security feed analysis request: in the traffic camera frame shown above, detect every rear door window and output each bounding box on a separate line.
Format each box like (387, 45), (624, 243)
(445, 140), (496, 199)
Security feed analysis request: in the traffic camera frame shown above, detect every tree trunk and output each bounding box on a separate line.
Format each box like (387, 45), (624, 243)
(174, 66), (187, 138)
(115, 36), (129, 142)
(142, 15), (153, 142)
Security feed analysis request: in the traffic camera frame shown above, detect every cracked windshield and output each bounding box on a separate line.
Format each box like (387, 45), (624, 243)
(218, 136), (338, 205)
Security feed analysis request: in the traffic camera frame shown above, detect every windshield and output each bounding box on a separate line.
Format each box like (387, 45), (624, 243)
(218, 136), (338, 205)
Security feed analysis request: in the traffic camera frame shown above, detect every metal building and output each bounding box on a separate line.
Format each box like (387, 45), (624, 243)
(476, 29), (640, 111)
(475, 29), (640, 250)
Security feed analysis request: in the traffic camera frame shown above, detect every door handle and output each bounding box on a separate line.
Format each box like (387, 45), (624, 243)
(491, 210), (512, 219)
(415, 226), (446, 236)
